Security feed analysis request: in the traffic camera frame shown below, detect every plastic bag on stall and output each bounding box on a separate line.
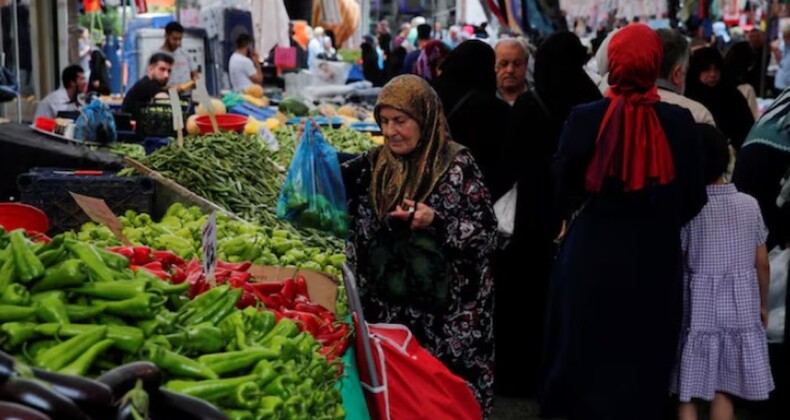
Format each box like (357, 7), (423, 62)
(277, 123), (348, 236)
(74, 99), (117, 143)
(767, 246), (788, 343)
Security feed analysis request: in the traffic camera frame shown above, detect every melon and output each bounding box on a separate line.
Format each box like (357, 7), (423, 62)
(245, 84), (265, 99)
(196, 99), (227, 116)
(186, 115), (200, 135)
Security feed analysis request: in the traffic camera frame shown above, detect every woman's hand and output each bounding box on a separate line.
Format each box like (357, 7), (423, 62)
(389, 199), (435, 230)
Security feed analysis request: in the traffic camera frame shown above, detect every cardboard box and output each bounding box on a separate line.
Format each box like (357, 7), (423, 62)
(248, 265), (339, 314)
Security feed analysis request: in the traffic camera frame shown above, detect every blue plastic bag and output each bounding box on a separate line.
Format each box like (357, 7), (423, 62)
(74, 99), (117, 143)
(277, 124), (348, 236)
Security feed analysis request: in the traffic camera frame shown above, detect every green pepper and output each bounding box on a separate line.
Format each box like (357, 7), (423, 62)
(35, 323), (144, 354)
(197, 347), (280, 376)
(0, 322), (38, 347)
(184, 288), (242, 326)
(0, 305), (36, 322)
(35, 295), (69, 324)
(94, 293), (165, 319)
(220, 311), (248, 351)
(58, 338), (114, 376)
(146, 277), (189, 295)
(220, 382), (260, 410)
(137, 319), (161, 337)
(175, 286), (227, 324)
(300, 261), (323, 271)
(65, 241), (115, 282)
(34, 326), (107, 370)
(271, 237), (293, 255)
(64, 304), (105, 321)
(258, 319), (300, 346)
(164, 375), (256, 401)
(329, 254), (346, 267)
(142, 344), (218, 379)
(95, 247), (130, 271)
(37, 246), (66, 268)
(35, 234), (64, 255)
(27, 339), (58, 361)
(242, 307), (276, 342)
(10, 230), (45, 283)
(30, 290), (65, 303)
(0, 284), (30, 306)
(285, 248), (307, 262)
(71, 279), (147, 300)
(31, 260), (87, 292)
(0, 255), (15, 294)
(166, 322), (226, 354)
(225, 410), (255, 420)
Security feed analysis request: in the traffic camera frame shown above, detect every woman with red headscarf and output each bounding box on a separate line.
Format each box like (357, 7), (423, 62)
(540, 25), (708, 419)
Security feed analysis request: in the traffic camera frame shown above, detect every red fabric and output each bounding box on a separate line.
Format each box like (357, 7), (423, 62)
(354, 317), (482, 420)
(585, 24), (675, 193)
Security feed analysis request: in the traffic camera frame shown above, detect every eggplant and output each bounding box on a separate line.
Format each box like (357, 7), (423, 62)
(0, 377), (88, 420)
(32, 368), (115, 417)
(149, 388), (230, 420)
(96, 362), (161, 400)
(0, 401), (52, 420)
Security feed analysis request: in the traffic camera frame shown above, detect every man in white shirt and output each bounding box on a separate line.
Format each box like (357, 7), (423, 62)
(34, 65), (86, 119)
(655, 29), (716, 126)
(228, 33), (263, 92)
(307, 27), (327, 72)
(157, 21), (196, 94)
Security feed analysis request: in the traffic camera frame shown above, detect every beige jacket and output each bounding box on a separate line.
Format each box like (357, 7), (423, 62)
(657, 88), (717, 127)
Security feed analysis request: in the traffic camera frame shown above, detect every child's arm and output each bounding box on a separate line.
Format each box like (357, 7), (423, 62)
(756, 244), (770, 328)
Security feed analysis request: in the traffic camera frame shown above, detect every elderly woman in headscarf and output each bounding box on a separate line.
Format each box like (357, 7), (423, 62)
(412, 39), (450, 82)
(540, 25), (708, 420)
(341, 75), (497, 415)
(433, 40), (511, 199)
(686, 47), (755, 150)
(498, 31), (601, 398)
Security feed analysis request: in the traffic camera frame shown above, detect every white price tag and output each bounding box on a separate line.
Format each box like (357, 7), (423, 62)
(259, 126), (280, 151)
(168, 88), (183, 131)
(202, 212), (218, 284)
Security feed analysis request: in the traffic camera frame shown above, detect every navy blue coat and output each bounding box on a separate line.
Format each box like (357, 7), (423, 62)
(540, 99), (708, 420)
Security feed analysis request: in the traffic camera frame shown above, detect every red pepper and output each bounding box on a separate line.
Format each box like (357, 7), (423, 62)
(186, 259), (202, 274)
(108, 246), (135, 260)
(133, 246), (152, 265)
(260, 294), (283, 310)
(170, 267), (187, 284)
(269, 309), (284, 322)
(316, 324), (350, 344)
(141, 267), (169, 280)
(229, 271), (251, 283)
(143, 261), (163, 270)
(295, 276), (310, 299)
(282, 309), (323, 336)
(293, 302), (331, 317)
(280, 279), (297, 304)
(236, 290), (257, 309)
(152, 250), (185, 267)
(217, 261), (252, 271)
(249, 282), (284, 295)
(213, 268), (230, 281)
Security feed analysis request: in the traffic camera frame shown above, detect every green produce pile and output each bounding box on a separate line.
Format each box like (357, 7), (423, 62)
(272, 126), (376, 166)
(88, 143), (147, 160)
(77, 203), (346, 276)
(0, 228), (345, 418)
(278, 98), (310, 117)
(118, 133), (284, 226)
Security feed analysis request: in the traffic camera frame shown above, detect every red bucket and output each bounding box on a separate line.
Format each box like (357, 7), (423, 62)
(195, 114), (248, 134)
(0, 203), (50, 233)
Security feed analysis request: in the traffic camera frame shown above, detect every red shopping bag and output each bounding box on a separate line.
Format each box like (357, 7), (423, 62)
(353, 318), (482, 420)
(274, 46), (297, 69)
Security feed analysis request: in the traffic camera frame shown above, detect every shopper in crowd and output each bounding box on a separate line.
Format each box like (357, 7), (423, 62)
(393, 23), (412, 53)
(686, 47), (754, 150)
(360, 36), (384, 87)
(89, 36), (111, 96)
(494, 37), (529, 106)
(78, 28), (92, 81)
(655, 29), (716, 125)
(413, 40), (450, 82)
(733, 87), (790, 419)
(671, 123), (774, 420)
(712, 21), (732, 53)
(228, 33), (263, 92)
(341, 75), (497, 416)
(444, 25), (461, 49)
(434, 40), (511, 199)
(307, 27), (327, 72)
(540, 25), (708, 420)
(772, 25), (790, 92)
(121, 53), (173, 122)
(401, 24), (432, 75)
(157, 21), (196, 94)
(746, 28), (767, 93)
(385, 45), (407, 84)
(592, 28), (618, 93)
(34, 65), (86, 119)
(724, 41), (760, 119)
(501, 30), (601, 398)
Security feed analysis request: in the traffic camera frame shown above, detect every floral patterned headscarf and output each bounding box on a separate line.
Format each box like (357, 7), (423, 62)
(370, 75), (465, 219)
(414, 40), (451, 81)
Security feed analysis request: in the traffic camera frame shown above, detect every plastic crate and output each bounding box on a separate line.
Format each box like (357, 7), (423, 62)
(16, 168), (154, 234)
